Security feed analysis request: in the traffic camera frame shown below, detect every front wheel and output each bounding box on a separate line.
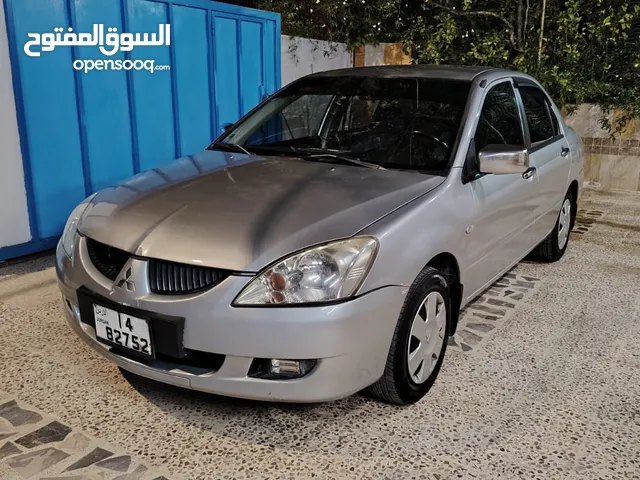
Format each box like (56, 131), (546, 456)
(369, 266), (450, 405)
(533, 190), (573, 262)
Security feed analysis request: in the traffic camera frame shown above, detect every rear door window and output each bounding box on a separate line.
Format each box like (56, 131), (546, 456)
(519, 86), (556, 145)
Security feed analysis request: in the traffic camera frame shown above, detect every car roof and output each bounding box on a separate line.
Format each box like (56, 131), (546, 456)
(304, 65), (526, 83)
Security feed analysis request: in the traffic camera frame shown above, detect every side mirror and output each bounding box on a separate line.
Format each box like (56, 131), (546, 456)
(222, 123), (233, 132)
(478, 145), (529, 175)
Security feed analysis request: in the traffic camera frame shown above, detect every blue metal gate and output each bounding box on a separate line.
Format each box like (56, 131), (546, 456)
(1, 0), (280, 259)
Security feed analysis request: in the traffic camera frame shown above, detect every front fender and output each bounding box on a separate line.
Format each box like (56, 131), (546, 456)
(356, 173), (472, 294)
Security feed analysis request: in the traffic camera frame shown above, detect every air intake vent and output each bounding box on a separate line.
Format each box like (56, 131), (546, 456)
(86, 238), (132, 281)
(148, 259), (229, 295)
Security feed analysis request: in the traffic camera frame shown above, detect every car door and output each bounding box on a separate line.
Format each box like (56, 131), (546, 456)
(462, 79), (541, 300)
(515, 82), (572, 240)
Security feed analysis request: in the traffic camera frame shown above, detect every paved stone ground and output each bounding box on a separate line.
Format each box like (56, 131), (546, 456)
(0, 187), (639, 480)
(0, 394), (171, 479)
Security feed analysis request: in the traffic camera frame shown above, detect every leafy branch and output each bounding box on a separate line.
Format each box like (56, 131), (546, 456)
(429, 0), (523, 52)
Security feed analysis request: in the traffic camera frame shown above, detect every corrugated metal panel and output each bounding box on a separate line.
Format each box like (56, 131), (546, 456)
(1, 0), (281, 259)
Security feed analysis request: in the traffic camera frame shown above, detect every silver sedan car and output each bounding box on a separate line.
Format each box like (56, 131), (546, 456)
(57, 66), (583, 404)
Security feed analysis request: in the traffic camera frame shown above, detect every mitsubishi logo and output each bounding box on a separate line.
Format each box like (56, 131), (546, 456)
(115, 266), (136, 292)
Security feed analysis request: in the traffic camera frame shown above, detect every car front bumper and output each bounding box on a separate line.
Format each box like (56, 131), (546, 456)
(56, 236), (407, 402)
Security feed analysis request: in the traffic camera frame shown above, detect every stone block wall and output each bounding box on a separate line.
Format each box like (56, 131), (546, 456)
(354, 43), (411, 67)
(564, 104), (640, 192)
(281, 35), (353, 86)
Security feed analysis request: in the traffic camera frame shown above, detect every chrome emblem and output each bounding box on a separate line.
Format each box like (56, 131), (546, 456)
(115, 266), (136, 292)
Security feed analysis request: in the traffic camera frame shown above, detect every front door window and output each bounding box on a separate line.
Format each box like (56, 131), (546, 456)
(475, 81), (525, 154)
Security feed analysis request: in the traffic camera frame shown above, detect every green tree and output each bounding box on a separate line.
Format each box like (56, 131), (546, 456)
(267, 0), (640, 133)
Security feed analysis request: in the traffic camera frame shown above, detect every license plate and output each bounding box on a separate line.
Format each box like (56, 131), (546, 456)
(93, 304), (153, 357)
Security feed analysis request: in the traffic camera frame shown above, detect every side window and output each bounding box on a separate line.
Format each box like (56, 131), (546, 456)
(475, 82), (524, 153)
(279, 94), (333, 140)
(247, 94), (333, 145)
(519, 86), (556, 145)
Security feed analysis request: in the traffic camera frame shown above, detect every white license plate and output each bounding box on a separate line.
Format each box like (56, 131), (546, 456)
(93, 304), (153, 357)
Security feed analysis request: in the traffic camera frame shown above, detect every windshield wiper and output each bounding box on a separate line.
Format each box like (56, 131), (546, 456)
(297, 149), (385, 170)
(210, 143), (254, 156)
(307, 153), (384, 170)
(211, 144), (382, 170)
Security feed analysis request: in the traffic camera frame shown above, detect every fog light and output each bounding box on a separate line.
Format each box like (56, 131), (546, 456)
(249, 358), (317, 379)
(65, 298), (81, 322)
(270, 359), (304, 376)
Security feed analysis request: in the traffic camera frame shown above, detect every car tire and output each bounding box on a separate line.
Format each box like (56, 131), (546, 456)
(533, 189), (574, 262)
(368, 266), (451, 405)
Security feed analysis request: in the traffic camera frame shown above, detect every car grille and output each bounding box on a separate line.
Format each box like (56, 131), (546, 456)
(148, 259), (229, 295)
(85, 237), (228, 294)
(85, 237), (132, 281)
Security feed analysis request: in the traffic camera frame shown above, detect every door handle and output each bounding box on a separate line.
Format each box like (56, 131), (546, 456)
(561, 147), (570, 157)
(522, 167), (537, 179)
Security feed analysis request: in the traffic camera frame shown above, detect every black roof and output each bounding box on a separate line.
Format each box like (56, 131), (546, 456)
(306, 65), (507, 82)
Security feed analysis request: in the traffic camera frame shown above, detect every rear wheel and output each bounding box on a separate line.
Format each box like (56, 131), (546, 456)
(369, 267), (450, 405)
(533, 190), (573, 262)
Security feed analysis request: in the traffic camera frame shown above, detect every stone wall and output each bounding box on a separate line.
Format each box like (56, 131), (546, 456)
(354, 43), (411, 67)
(282, 39), (411, 85)
(281, 35), (353, 86)
(564, 104), (640, 192)
(282, 38), (412, 85)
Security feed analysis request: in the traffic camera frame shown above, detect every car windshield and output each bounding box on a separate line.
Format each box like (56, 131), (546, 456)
(212, 76), (471, 173)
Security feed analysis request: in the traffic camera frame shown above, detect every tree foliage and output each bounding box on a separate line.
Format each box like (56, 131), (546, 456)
(266, 0), (640, 133)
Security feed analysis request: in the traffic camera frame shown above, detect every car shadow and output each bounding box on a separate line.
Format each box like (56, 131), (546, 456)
(0, 252), (56, 277)
(119, 367), (403, 450)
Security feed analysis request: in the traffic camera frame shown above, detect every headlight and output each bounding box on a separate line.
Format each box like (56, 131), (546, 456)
(233, 237), (379, 305)
(60, 194), (96, 258)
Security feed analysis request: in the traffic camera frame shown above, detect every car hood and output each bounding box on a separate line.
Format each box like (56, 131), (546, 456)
(78, 149), (444, 272)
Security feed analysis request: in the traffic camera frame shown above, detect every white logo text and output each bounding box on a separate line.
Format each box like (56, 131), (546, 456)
(24, 24), (171, 57)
